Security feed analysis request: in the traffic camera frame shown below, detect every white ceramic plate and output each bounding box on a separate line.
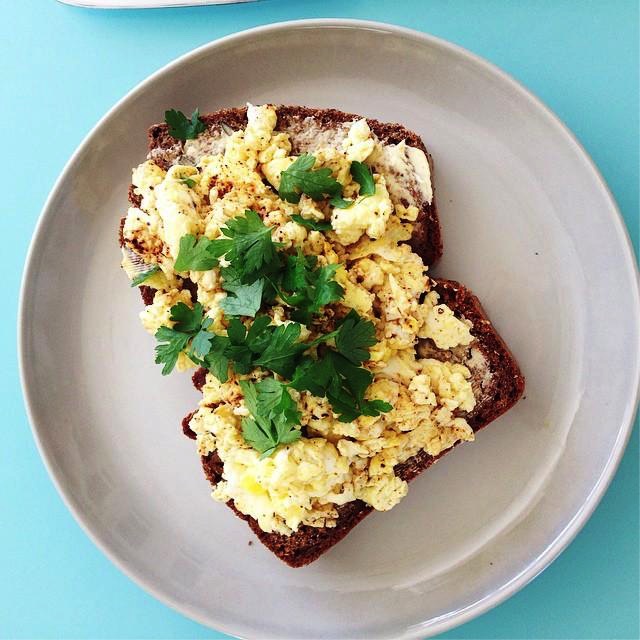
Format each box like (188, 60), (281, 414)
(20, 20), (640, 640)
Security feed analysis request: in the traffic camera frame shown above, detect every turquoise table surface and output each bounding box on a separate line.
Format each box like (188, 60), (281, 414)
(3, 1), (638, 638)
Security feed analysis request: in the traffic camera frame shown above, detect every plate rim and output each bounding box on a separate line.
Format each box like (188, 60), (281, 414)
(18, 18), (640, 639)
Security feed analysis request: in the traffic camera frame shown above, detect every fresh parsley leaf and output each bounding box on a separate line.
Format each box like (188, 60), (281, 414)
(154, 327), (190, 376)
(174, 234), (229, 272)
(328, 352), (391, 421)
(350, 161), (376, 196)
(179, 176), (196, 188)
(244, 315), (274, 353)
(250, 378), (290, 415)
(171, 302), (205, 333)
(289, 349), (391, 422)
(329, 351), (372, 401)
(238, 381), (276, 456)
(175, 210), (280, 284)
(189, 316), (214, 360)
(334, 309), (377, 365)
(312, 264), (344, 310)
(325, 391), (362, 423)
(201, 317), (277, 381)
(278, 153), (342, 204)
(289, 356), (333, 397)
(209, 316), (307, 379)
(164, 108), (206, 141)
(290, 214), (332, 231)
(219, 264), (243, 292)
(276, 253), (344, 325)
(220, 279), (264, 317)
(153, 302), (213, 375)
(288, 263), (344, 324)
(192, 213), (342, 324)
(280, 251), (315, 293)
(239, 379), (301, 458)
(241, 416), (277, 458)
(202, 335), (231, 383)
(224, 317), (244, 344)
(224, 319), (254, 375)
(361, 399), (393, 416)
(219, 210), (281, 279)
(131, 265), (160, 287)
(253, 323), (306, 378)
(223, 317), (266, 374)
(329, 196), (354, 210)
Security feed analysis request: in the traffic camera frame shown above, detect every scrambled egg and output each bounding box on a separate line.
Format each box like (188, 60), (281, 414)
(122, 103), (477, 535)
(331, 174), (394, 244)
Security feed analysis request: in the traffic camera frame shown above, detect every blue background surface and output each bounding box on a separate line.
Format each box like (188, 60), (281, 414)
(2, 1), (638, 638)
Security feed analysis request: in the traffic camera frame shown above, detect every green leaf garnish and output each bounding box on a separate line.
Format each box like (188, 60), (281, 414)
(160, 210), (392, 426)
(278, 153), (342, 204)
(218, 210), (281, 279)
(153, 302), (211, 375)
(164, 108), (206, 141)
(154, 327), (190, 376)
(220, 279), (264, 318)
(334, 309), (378, 365)
(240, 379), (301, 458)
(154, 300), (391, 423)
(131, 265), (160, 287)
(290, 349), (390, 423)
(280, 251), (316, 293)
(202, 335), (231, 383)
(272, 251), (344, 325)
(253, 323), (307, 378)
(286, 311), (390, 422)
(190, 316), (214, 360)
(171, 301), (205, 333)
(290, 214), (332, 231)
(179, 176), (196, 188)
(329, 196), (355, 209)
(311, 264), (345, 310)
(350, 161), (376, 196)
(174, 234), (228, 272)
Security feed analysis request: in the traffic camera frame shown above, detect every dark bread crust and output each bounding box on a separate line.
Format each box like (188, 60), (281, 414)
(128, 183), (142, 209)
(195, 278), (524, 567)
(145, 105), (442, 267)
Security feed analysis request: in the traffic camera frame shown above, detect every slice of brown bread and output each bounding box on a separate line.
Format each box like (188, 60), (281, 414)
(188, 278), (524, 567)
(124, 233), (523, 566)
(142, 105), (442, 267)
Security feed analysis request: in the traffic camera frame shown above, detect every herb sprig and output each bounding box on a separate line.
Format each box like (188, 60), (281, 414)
(240, 379), (301, 458)
(174, 211), (343, 322)
(277, 154), (375, 210)
(290, 214), (332, 231)
(278, 153), (342, 204)
(289, 310), (391, 422)
(154, 302), (213, 375)
(164, 108), (206, 141)
(350, 161), (376, 196)
(131, 265), (160, 287)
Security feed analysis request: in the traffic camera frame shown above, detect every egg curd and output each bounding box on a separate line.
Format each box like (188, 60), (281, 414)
(121, 104), (477, 535)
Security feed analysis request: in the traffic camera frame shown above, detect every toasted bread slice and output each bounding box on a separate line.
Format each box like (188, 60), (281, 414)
(139, 105), (442, 267)
(185, 278), (524, 567)
(121, 106), (522, 567)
